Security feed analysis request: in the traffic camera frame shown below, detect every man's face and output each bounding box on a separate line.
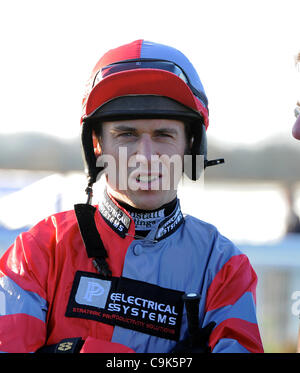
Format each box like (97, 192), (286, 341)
(95, 118), (187, 210)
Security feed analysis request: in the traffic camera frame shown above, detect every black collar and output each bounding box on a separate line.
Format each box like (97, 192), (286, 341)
(98, 189), (184, 241)
(98, 189), (131, 238)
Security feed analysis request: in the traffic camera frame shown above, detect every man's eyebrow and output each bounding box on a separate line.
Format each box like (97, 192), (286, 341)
(110, 125), (137, 132)
(154, 128), (178, 135)
(109, 125), (178, 135)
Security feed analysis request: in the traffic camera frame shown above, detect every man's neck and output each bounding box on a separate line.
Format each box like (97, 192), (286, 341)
(117, 198), (178, 217)
(117, 198), (178, 236)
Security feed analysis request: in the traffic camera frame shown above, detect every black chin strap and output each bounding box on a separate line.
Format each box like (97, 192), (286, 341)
(74, 203), (112, 278)
(85, 183), (94, 205)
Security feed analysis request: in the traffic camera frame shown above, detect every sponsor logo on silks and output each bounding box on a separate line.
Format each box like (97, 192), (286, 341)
(66, 271), (184, 341)
(130, 209), (165, 230)
(75, 276), (112, 308)
(155, 204), (184, 240)
(98, 190), (131, 238)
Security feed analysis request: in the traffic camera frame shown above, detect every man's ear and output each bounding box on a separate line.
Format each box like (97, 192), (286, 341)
(92, 132), (102, 156)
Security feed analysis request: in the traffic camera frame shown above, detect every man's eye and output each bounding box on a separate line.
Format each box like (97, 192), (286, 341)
(118, 132), (135, 137)
(157, 133), (173, 138)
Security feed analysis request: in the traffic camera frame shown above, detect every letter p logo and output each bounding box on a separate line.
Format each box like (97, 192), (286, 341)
(75, 276), (111, 308)
(83, 281), (104, 302)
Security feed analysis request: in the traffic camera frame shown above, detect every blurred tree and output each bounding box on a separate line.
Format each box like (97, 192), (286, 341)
(0, 132), (83, 172)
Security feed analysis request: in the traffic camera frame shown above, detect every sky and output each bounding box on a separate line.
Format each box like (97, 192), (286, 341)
(0, 0), (299, 148)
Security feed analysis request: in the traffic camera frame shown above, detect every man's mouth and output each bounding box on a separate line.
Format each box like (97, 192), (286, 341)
(126, 169), (165, 191)
(136, 174), (160, 183)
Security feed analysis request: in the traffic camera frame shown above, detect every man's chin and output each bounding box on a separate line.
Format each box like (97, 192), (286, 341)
(130, 191), (167, 210)
(112, 189), (176, 210)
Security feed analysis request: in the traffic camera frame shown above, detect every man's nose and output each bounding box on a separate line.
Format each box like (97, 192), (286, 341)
(136, 134), (156, 160)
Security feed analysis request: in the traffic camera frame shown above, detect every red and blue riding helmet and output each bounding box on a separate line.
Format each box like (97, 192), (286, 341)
(80, 40), (224, 197)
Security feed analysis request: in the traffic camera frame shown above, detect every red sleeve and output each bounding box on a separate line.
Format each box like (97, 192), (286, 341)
(204, 254), (263, 353)
(0, 220), (54, 352)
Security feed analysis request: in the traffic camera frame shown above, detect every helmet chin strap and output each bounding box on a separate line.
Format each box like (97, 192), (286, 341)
(81, 121), (104, 205)
(85, 183), (94, 205)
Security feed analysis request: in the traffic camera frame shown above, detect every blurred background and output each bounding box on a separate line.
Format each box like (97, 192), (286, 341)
(0, 0), (299, 352)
